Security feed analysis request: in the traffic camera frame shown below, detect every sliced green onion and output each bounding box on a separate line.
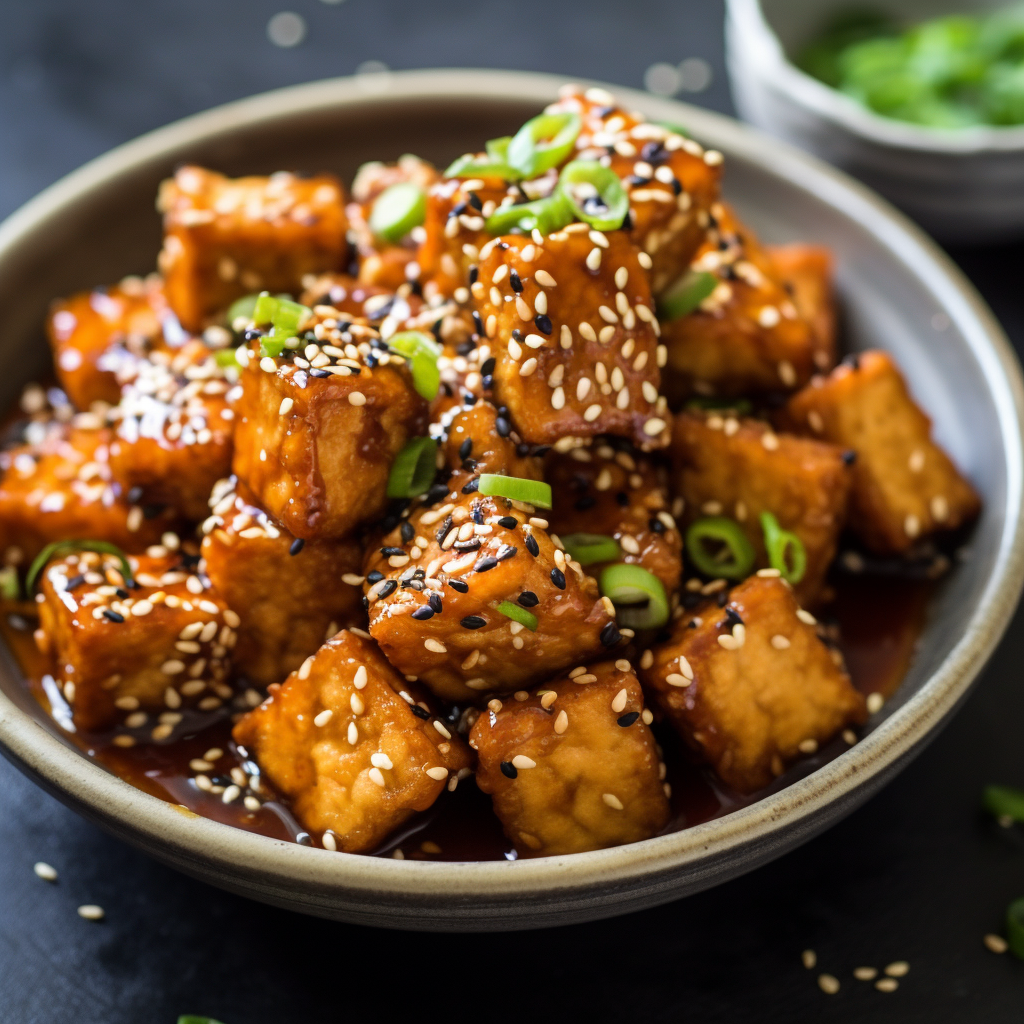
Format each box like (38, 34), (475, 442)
(507, 111), (582, 178)
(260, 336), (286, 359)
(386, 437), (438, 498)
(685, 517), (755, 580)
(27, 540), (134, 593)
(1007, 898), (1024, 959)
(599, 563), (669, 629)
(0, 565), (19, 600)
(657, 270), (718, 321)
(556, 160), (629, 232)
(760, 512), (807, 585)
(369, 182), (427, 243)
(497, 600), (538, 631)
(252, 291), (279, 324)
(486, 136), (512, 161)
(388, 330), (441, 400)
(445, 152), (517, 181)
(252, 292), (311, 354)
(561, 533), (621, 566)
(983, 785), (1024, 823)
(215, 348), (241, 368)
(271, 297), (311, 336)
(685, 397), (753, 415)
(226, 293), (259, 325)
(477, 474), (552, 509)
(484, 191), (574, 236)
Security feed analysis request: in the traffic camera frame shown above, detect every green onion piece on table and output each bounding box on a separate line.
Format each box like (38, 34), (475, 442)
(388, 330), (441, 400)
(983, 784), (1024, 824)
(497, 600), (538, 631)
(368, 182), (427, 243)
(657, 270), (718, 321)
(561, 533), (621, 566)
(599, 563), (669, 630)
(1007, 898), (1024, 959)
(476, 474), (552, 509)
(484, 192), (574, 236)
(685, 517), (755, 580)
(0, 565), (19, 600)
(760, 511), (807, 584)
(506, 111), (581, 178)
(386, 437), (438, 498)
(556, 160), (629, 231)
(26, 540), (134, 593)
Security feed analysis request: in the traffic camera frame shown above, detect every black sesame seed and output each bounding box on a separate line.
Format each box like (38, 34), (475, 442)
(454, 538), (482, 552)
(367, 570), (384, 584)
(518, 590), (539, 607)
(295, 832), (312, 846)
(427, 482), (450, 504)
(516, 442), (530, 457)
(142, 504), (165, 520)
(468, 264), (479, 284)
(574, 496), (596, 511)
(509, 269), (523, 293)
(400, 521), (415, 543)
(65, 574), (86, 591)
(475, 556), (498, 573)
(716, 590), (729, 607)
(682, 591), (703, 610)
(362, 596), (370, 610)
(500, 761), (518, 779)
(459, 439), (473, 460)
(411, 605), (434, 620)
(102, 609), (125, 623)
(550, 567), (566, 590)
(378, 580), (398, 599)
(461, 615), (487, 629)
(436, 516), (453, 544)
(472, 311), (485, 336)
(449, 579), (469, 593)
(481, 375), (494, 390)
(126, 486), (144, 504)
(451, 201), (468, 217)
(524, 533), (540, 557)
(289, 538), (305, 556)
(534, 313), (552, 335)
(842, 449), (857, 466)
(600, 622), (622, 647)
(495, 417), (511, 437)
(725, 607), (744, 627)
(309, 368), (331, 378)
(462, 477), (480, 494)
(617, 711), (640, 727)
(471, 504), (485, 524)
(381, 546), (406, 557)
(468, 192), (483, 212)
(649, 518), (666, 534)
(498, 516), (517, 529)
(481, 357), (496, 376)
(496, 544), (517, 561)
(615, 491), (630, 508)
(115, 587), (129, 600)
(456, 339), (476, 356)
(411, 704), (431, 720)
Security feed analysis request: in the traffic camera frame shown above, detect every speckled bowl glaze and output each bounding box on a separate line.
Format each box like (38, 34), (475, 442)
(0, 70), (1021, 932)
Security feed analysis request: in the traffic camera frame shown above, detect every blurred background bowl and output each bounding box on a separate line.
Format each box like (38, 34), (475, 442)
(726, 0), (1024, 242)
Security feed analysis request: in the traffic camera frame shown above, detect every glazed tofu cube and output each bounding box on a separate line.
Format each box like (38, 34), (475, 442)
(231, 313), (428, 540)
(471, 660), (669, 856)
(766, 243), (836, 373)
(200, 478), (366, 686)
(545, 442), (682, 595)
(639, 575), (867, 793)
(232, 629), (473, 853)
(36, 550), (235, 734)
(659, 205), (824, 399)
(780, 351), (981, 553)
(441, 400), (544, 479)
(0, 424), (175, 564)
(157, 166), (348, 331)
(46, 275), (171, 410)
(475, 230), (669, 449)
(671, 411), (851, 604)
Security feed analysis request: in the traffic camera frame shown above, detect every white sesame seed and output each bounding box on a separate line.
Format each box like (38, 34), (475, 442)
(802, 950), (817, 969)
(516, 296), (533, 320)
(798, 738), (818, 754)
(278, 397), (294, 416)
(370, 752), (394, 770)
(867, 692), (884, 714)
(778, 360), (797, 387)
(586, 248), (602, 271)
(610, 688), (629, 713)
(348, 391), (366, 407)
(425, 766), (448, 781)
(560, 324), (572, 349)
(818, 974), (839, 995)
(424, 638), (447, 653)
(347, 721), (358, 745)
(554, 710), (568, 734)
(771, 634), (791, 650)
(643, 417), (667, 436)
(576, 378), (592, 401)
(602, 792), (624, 810)
(314, 709), (333, 727)
(984, 934), (1008, 954)
(583, 403), (602, 422)
(875, 979), (898, 993)
(885, 961), (909, 978)
(368, 767), (386, 788)
(551, 386), (566, 410)
(519, 357), (538, 377)
(796, 609), (817, 625)
(77, 905), (105, 921)
(511, 754), (536, 770)
(33, 862), (58, 882)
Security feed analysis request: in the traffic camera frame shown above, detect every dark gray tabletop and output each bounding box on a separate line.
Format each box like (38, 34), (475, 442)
(2, 2), (1023, 1021)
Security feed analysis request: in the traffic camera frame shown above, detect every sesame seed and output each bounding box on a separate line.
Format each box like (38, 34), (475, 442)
(554, 710), (568, 733)
(611, 688), (628, 713)
(314, 709), (333, 727)
(578, 321), (597, 343)
(583, 404), (602, 422)
(867, 692), (884, 714)
(984, 934), (1008, 954)
(771, 634), (791, 650)
(33, 862), (58, 882)
(643, 417), (667, 436)
(368, 767), (386, 788)
(796, 609), (817, 625)
(666, 673), (691, 688)
(798, 738), (818, 754)
(519, 357), (538, 377)
(347, 722), (358, 744)
(348, 391), (366, 406)
(802, 950), (817, 969)
(843, 729), (857, 745)
(350, 692), (365, 715)
(577, 378), (592, 401)
(615, 266), (629, 289)
(818, 974), (840, 995)
(875, 979), (898, 993)
(853, 967), (878, 981)
(602, 793), (624, 810)
(425, 766), (448, 781)
(515, 296), (533, 320)
(885, 962), (909, 978)
(511, 754), (536, 770)
(586, 248), (602, 271)
(424, 638), (447, 653)
(77, 904), (105, 921)
(560, 324), (572, 348)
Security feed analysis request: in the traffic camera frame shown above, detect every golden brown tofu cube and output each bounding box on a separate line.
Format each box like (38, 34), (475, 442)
(471, 660), (669, 856)
(475, 230), (669, 449)
(660, 205), (824, 399)
(231, 313), (427, 540)
(545, 442), (682, 595)
(441, 400), (543, 479)
(671, 411), (851, 604)
(232, 629), (473, 853)
(780, 351), (981, 554)
(36, 550), (235, 733)
(157, 166), (347, 331)
(766, 243), (836, 373)
(46, 275), (171, 410)
(640, 575), (867, 793)
(200, 478), (365, 687)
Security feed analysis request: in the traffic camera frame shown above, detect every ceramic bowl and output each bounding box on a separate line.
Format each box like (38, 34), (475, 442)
(0, 69), (1022, 932)
(726, 0), (1024, 243)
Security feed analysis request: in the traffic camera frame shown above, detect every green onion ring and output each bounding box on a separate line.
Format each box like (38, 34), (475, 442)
(657, 270), (718, 321)
(561, 533), (621, 566)
(445, 152), (518, 181)
(386, 437), (438, 498)
(983, 785), (1024, 824)
(497, 600), (538, 631)
(368, 182), (427, 243)
(388, 331), (441, 400)
(599, 563), (669, 629)
(760, 511), (807, 584)
(506, 111), (582, 178)
(27, 540), (135, 594)
(1007, 898), (1024, 959)
(556, 160), (629, 232)
(486, 136), (512, 161)
(476, 474), (552, 509)
(484, 191), (574, 236)
(685, 517), (756, 580)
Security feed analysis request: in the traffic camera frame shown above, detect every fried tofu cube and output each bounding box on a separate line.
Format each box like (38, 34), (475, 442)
(766, 243), (836, 373)
(157, 166), (347, 331)
(231, 313), (427, 540)
(545, 442), (682, 595)
(780, 351), (981, 553)
(200, 478), (365, 686)
(475, 231), (669, 449)
(671, 411), (851, 604)
(232, 629), (473, 853)
(46, 275), (171, 410)
(441, 400), (543, 479)
(36, 550), (234, 733)
(471, 660), (669, 856)
(640, 575), (866, 793)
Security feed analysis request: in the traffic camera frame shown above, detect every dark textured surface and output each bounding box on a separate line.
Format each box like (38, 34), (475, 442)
(1, 2), (1023, 1021)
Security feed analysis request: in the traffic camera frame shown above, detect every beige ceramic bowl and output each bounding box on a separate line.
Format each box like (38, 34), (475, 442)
(0, 70), (1022, 931)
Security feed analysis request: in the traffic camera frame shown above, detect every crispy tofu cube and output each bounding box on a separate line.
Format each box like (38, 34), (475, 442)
(640, 575), (867, 793)
(157, 166), (348, 331)
(671, 411), (851, 604)
(200, 478), (366, 686)
(766, 243), (836, 373)
(660, 205), (824, 399)
(46, 275), (171, 410)
(231, 313), (427, 540)
(545, 442), (682, 595)
(36, 550), (235, 733)
(441, 400), (544, 479)
(475, 231), (669, 448)
(471, 660), (669, 856)
(780, 351), (981, 553)
(232, 629), (473, 853)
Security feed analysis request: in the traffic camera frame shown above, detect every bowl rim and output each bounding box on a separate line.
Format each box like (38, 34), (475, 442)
(1, 67), (1022, 903)
(727, 0), (1024, 154)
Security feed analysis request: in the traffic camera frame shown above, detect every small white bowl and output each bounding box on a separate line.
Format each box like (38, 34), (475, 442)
(726, 0), (1024, 242)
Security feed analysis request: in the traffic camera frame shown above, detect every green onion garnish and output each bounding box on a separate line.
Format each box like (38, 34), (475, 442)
(497, 600), (538, 631)
(445, 145), (518, 181)
(760, 511), (807, 585)
(388, 330), (441, 400)
(368, 182), (427, 244)
(561, 533), (621, 566)
(685, 517), (755, 580)
(486, 136), (512, 161)
(252, 292), (311, 355)
(226, 293), (259, 325)
(260, 336), (286, 359)
(983, 785), (1024, 823)
(599, 563), (669, 629)
(653, 120), (690, 138)
(386, 437), (438, 498)
(506, 111), (582, 178)
(0, 565), (19, 600)
(477, 474), (553, 509)
(484, 192), (574, 236)
(27, 540), (135, 593)
(215, 348), (241, 368)
(657, 270), (718, 321)
(556, 160), (629, 232)
(177, 1017), (227, 1024)
(1007, 898), (1024, 959)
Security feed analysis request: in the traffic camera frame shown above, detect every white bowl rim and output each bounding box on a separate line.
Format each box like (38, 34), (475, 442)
(0, 67), (1022, 903)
